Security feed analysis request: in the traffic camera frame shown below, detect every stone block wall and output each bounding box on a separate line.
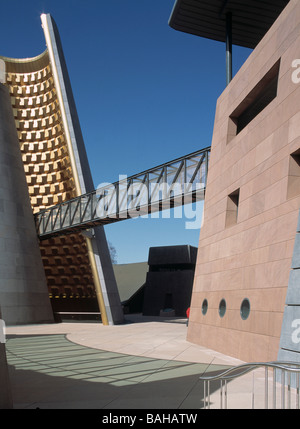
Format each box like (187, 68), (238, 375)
(188, 0), (300, 362)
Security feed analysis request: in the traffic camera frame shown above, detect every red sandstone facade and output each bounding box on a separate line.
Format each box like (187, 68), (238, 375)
(188, 0), (300, 362)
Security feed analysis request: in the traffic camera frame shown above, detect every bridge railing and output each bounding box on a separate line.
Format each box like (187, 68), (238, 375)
(200, 361), (300, 409)
(35, 147), (210, 239)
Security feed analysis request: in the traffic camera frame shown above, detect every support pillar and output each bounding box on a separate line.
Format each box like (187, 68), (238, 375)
(0, 83), (53, 325)
(226, 12), (232, 86)
(0, 308), (12, 409)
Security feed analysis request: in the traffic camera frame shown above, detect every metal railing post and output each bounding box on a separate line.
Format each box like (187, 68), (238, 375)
(220, 379), (223, 409)
(288, 371), (291, 409)
(265, 366), (269, 409)
(273, 367), (276, 409)
(297, 372), (300, 409)
(282, 370), (285, 409)
(252, 370), (255, 409)
(199, 361), (300, 410)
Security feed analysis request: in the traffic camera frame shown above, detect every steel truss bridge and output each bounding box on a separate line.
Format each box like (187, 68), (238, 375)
(35, 147), (210, 240)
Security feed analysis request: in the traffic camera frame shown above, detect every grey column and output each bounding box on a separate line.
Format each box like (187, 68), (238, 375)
(0, 83), (53, 325)
(0, 308), (12, 408)
(91, 227), (124, 324)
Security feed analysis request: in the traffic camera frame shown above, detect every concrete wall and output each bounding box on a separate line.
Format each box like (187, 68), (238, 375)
(0, 84), (53, 325)
(143, 245), (196, 317)
(0, 308), (12, 408)
(0, 15), (124, 326)
(188, 1), (300, 362)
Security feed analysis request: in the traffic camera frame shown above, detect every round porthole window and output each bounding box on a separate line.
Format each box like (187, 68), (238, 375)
(218, 299), (226, 318)
(240, 298), (250, 320)
(202, 299), (208, 315)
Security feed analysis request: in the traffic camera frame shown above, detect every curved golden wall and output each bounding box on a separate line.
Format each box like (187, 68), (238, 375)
(2, 52), (95, 299)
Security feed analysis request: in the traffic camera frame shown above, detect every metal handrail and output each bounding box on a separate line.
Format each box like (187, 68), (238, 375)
(200, 361), (300, 409)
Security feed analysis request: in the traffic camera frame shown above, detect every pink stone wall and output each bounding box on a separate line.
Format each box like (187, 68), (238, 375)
(188, 0), (300, 362)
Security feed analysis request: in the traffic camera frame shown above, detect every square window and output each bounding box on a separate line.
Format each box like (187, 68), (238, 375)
(227, 59), (280, 143)
(225, 188), (240, 227)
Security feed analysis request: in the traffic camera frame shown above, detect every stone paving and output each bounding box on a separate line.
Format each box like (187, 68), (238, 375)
(5, 315), (284, 409)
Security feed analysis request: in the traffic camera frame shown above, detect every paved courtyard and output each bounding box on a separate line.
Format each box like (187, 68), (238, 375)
(5, 315), (281, 409)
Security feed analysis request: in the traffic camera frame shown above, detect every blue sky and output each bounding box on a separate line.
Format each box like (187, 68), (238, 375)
(0, 0), (251, 264)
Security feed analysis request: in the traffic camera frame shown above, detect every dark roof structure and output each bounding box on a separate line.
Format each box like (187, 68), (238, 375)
(169, 0), (290, 49)
(148, 245), (197, 267)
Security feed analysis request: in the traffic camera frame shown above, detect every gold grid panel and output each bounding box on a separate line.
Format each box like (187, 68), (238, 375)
(4, 54), (95, 296)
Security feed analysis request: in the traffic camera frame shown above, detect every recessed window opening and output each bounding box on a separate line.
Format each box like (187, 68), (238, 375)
(77, 287), (84, 297)
(202, 299), (208, 315)
(64, 287), (72, 297)
(225, 188), (240, 228)
(287, 149), (300, 199)
(228, 59), (280, 142)
(219, 299), (226, 318)
(51, 287), (59, 296)
(240, 298), (251, 320)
